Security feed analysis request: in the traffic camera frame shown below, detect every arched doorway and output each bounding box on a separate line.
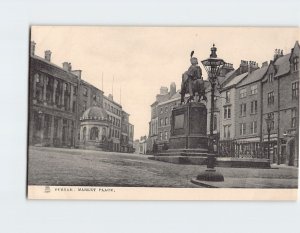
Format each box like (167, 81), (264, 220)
(90, 127), (99, 140)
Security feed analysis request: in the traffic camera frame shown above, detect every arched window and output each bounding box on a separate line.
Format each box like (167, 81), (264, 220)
(90, 127), (99, 140)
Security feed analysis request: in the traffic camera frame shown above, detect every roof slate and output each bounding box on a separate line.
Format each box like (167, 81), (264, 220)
(237, 66), (268, 87)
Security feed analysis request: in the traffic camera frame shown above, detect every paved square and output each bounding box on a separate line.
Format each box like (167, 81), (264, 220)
(28, 147), (298, 188)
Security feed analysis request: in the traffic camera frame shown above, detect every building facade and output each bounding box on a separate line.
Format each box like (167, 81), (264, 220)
(103, 95), (122, 152)
(262, 42), (299, 166)
(29, 41), (134, 152)
(28, 42), (80, 147)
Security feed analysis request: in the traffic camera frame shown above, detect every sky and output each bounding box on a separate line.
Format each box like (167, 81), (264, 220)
(31, 26), (299, 140)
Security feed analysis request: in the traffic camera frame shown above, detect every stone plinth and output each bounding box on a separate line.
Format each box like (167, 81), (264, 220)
(168, 102), (208, 152)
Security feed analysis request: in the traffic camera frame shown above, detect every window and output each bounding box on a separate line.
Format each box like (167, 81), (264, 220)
(267, 112), (275, 130)
(225, 91), (230, 103)
(267, 91), (274, 105)
(223, 125), (231, 139)
(250, 121), (257, 134)
(240, 123), (246, 135)
(160, 132), (163, 141)
(292, 82), (299, 99)
(160, 118), (163, 126)
(164, 131), (168, 140)
(165, 106), (168, 113)
(73, 87), (77, 96)
(251, 100), (258, 114)
(293, 57), (299, 72)
(291, 108), (296, 128)
(240, 89), (247, 98)
(213, 115), (217, 131)
(268, 73), (274, 83)
(250, 84), (258, 95)
(224, 106), (231, 119)
(240, 103), (246, 117)
(165, 117), (169, 125)
(83, 87), (88, 96)
(160, 108), (163, 114)
(83, 101), (87, 112)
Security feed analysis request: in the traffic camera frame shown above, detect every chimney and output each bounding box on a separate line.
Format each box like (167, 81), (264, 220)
(262, 61), (268, 67)
(108, 94), (113, 100)
(30, 41), (36, 56)
(274, 49), (284, 60)
(160, 86), (168, 95)
(44, 50), (52, 62)
(170, 82), (176, 97)
(62, 62), (72, 72)
(239, 60), (248, 74)
(248, 61), (259, 73)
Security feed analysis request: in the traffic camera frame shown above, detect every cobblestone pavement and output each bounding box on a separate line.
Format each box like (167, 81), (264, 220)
(27, 147), (298, 188)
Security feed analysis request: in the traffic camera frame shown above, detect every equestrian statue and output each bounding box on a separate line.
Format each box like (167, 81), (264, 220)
(180, 51), (207, 104)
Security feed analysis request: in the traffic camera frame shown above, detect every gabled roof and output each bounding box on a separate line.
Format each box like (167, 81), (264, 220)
(237, 65), (268, 87)
(274, 54), (291, 78)
(222, 72), (248, 89)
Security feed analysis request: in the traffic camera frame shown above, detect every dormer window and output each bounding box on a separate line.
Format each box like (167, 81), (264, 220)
(293, 57), (299, 72)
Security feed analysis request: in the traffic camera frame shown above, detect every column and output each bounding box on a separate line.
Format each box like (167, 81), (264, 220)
(50, 115), (55, 146)
(70, 84), (74, 112)
(52, 79), (58, 107)
(61, 82), (65, 110)
(43, 76), (48, 105)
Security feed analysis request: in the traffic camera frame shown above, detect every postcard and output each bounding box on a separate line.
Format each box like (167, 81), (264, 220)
(27, 26), (299, 200)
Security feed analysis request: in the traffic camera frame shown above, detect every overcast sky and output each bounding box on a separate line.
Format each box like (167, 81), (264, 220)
(31, 26), (299, 140)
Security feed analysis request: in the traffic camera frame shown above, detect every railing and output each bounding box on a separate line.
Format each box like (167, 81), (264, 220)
(218, 140), (269, 159)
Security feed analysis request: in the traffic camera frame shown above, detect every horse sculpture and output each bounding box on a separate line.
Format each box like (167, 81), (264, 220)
(180, 51), (207, 104)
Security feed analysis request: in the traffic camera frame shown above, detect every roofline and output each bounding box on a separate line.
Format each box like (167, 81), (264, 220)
(103, 95), (122, 108)
(31, 54), (79, 80)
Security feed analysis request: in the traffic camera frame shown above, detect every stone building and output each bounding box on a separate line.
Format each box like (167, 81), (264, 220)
(205, 63), (234, 138)
(234, 62), (268, 156)
(128, 123), (134, 152)
(120, 110), (134, 153)
(28, 42), (80, 147)
(79, 106), (110, 150)
(29, 41), (134, 152)
(262, 42), (299, 166)
(103, 94), (122, 152)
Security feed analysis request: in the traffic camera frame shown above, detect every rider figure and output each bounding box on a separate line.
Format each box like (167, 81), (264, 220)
(180, 53), (203, 98)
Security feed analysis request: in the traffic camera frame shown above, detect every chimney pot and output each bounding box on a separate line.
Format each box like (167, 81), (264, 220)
(62, 62), (72, 72)
(44, 50), (52, 62)
(30, 41), (36, 56)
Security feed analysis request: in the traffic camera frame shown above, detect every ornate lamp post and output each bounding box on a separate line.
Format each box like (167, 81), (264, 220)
(202, 44), (225, 153)
(265, 115), (272, 162)
(194, 44), (225, 182)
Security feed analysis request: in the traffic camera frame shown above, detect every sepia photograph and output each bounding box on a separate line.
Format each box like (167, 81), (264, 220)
(27, 26), (299, 200)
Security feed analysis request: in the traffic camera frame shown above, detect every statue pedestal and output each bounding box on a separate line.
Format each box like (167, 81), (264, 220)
(156, 102), (210, 162)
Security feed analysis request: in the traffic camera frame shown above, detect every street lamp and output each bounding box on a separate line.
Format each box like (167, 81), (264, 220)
(265, 115), (273, 162)
(202, 44), (225, 151)
(194, 44), (225, 182)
